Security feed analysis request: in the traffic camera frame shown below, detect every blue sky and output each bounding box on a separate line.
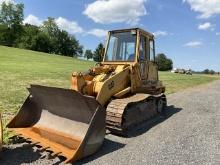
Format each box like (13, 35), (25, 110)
(4, 0), (220, 71)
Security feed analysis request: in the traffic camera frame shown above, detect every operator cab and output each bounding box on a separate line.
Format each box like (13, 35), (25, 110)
(103, 28), (156, 63)
(103, 28), (158, 83)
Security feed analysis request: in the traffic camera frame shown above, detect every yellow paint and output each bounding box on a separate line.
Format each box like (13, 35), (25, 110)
(70, 28), (165, 106)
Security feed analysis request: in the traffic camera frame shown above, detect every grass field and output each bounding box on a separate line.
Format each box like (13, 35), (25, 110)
(0, 45), (219, 142)
(159, 72), (220, 94)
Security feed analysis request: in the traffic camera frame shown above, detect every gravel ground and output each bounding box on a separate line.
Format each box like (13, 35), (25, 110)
(1, 80), (220, 165)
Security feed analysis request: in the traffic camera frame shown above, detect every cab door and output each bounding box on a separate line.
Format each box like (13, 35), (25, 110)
(138, 34), (158, 83)
(147, 39), (158, 81)
(138, 35), (148, 80)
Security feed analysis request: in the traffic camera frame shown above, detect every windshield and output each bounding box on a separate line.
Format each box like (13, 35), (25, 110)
(104, 31), (137, 62)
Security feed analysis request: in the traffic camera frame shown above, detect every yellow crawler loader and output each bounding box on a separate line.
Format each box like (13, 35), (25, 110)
(7, 28), (166, 163)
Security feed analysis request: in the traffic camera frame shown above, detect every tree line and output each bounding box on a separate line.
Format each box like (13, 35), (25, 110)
(0, 1), (105, 61)
(0, 2), (83, 57)
(202, 69), (218, 75)
(84, 43), (104, 62)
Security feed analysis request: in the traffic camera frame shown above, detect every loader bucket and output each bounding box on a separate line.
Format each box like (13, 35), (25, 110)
(7, 85), (105, 163)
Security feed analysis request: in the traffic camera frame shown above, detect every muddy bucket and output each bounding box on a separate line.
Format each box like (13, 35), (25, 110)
(7, 85), (105, 163)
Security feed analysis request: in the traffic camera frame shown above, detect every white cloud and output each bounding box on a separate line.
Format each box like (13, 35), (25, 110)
(87, 29), (108, 38)
(23, 15), (83, 35)
(183, 0), (220, 19)
(0, 0), (14, 5)
(83, 0), (147, 25)
(55, 17), (83, 34)
(23, 14), (43, 26)
(183, 41), (203, 47)
(198, 22), (214, 30)
(153, 30), (168, 37)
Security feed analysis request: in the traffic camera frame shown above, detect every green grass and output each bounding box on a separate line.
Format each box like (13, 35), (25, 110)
(159, 72), (220, 94)
(0, 45), (219, 142)
(0, 46), (95, 113)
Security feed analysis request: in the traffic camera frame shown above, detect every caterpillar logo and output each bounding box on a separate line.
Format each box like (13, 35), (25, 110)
(108, 81), (114, 90)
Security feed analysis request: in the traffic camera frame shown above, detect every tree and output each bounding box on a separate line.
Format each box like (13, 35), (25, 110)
(56, 30), (83, 57)
(68, 35), (83, 57)
(84, 49), (93, 60)
(0, 24), (13, 46)
(0, 2), (24, 27)
(155, 53), (173, 71)
(41, 17), (59, 38)
(17, 24), (40, 49)
(17, 24), (53, 53)
(56, 30), (73, 56)
(41, 17), (60, 53)
(93, 43), (104, 62)
(209, 70), (215, 75)
(203, 69), (210, 74)
(32, 32), (52, 53)
(41, 18), (83, 56)
(202, 69), (215, 75)
(0, 2), (24, 46)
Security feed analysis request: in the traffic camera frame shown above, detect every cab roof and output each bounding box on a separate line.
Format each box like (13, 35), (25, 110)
(109, 28), (154, 39)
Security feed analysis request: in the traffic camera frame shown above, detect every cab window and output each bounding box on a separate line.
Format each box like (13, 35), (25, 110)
(139, 36), (147, 61)
(105, 31), (137, 62)
(149, 40), (155, 61)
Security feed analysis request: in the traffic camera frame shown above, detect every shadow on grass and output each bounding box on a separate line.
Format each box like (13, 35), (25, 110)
(126, 105), (182, 138)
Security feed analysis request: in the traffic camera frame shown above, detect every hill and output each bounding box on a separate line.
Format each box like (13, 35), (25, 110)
(0, 46), (94, 114)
